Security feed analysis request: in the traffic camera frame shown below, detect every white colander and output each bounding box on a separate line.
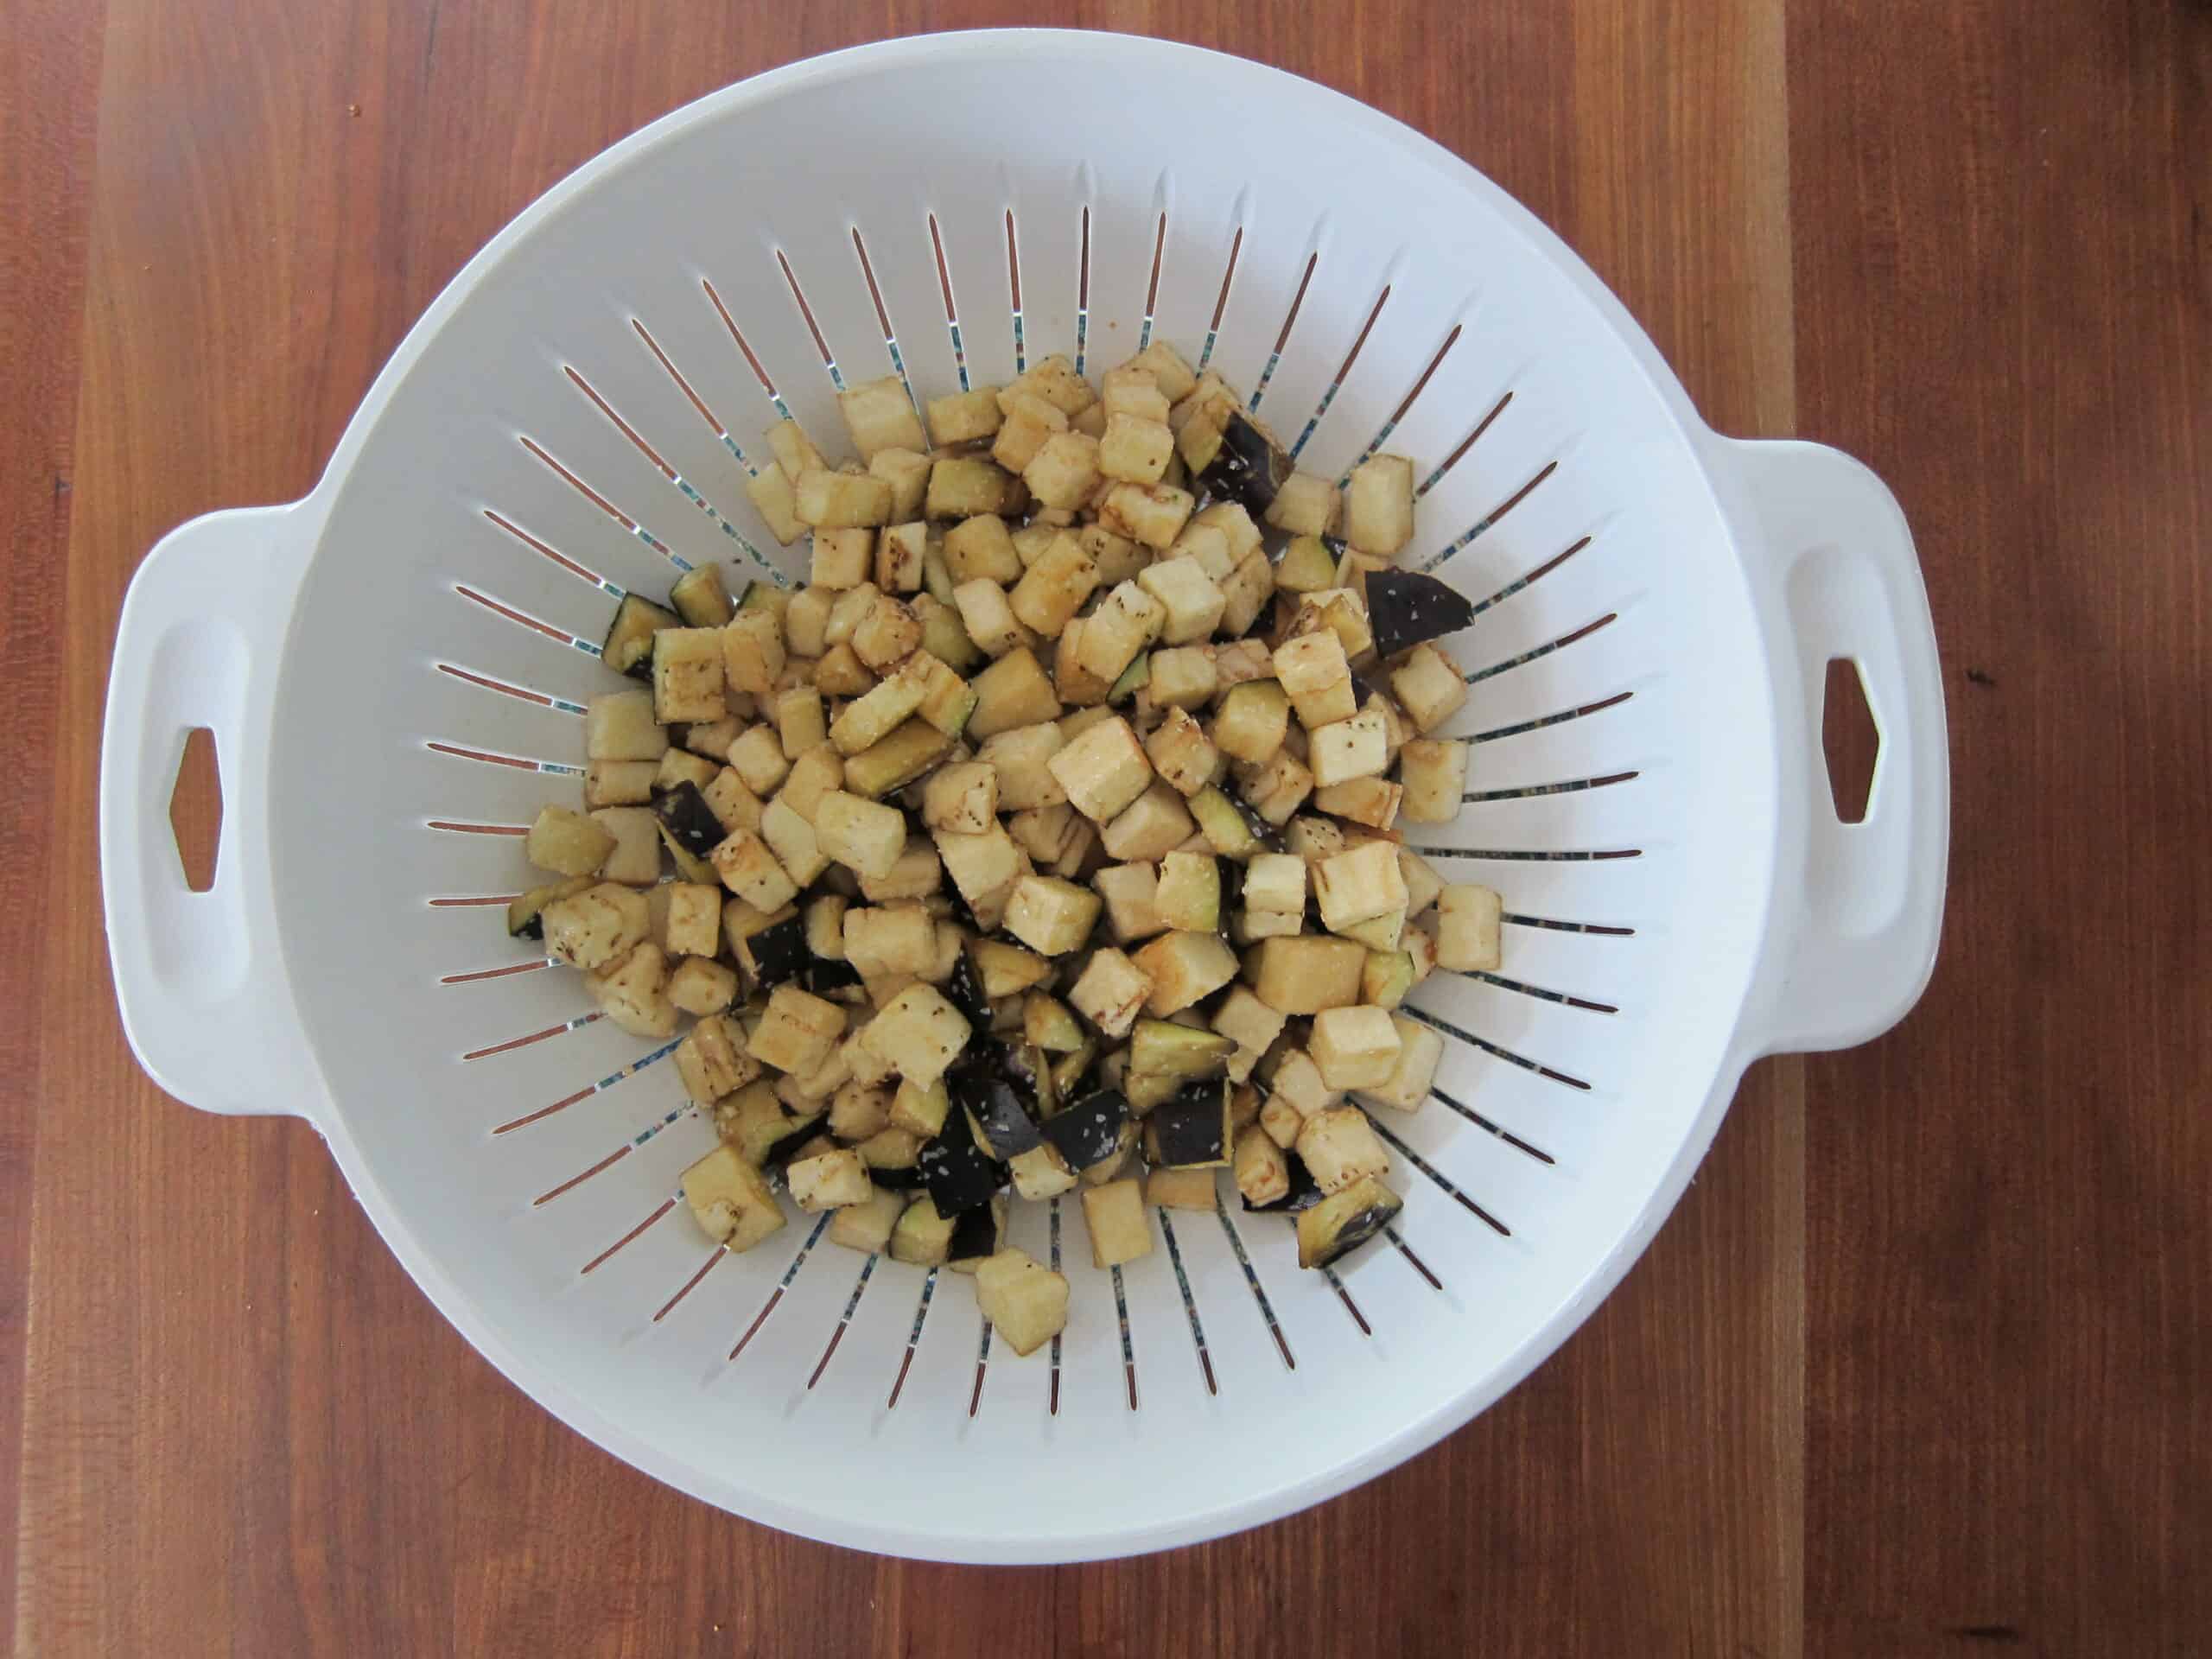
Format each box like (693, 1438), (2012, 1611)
(100, 30), (1947, 1561)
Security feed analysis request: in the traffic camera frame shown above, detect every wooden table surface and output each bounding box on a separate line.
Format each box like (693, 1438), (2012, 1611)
(7, 2), (2207, 1654)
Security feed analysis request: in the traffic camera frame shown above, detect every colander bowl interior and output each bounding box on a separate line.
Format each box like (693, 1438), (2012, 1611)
(237, 31), (1788, 1560)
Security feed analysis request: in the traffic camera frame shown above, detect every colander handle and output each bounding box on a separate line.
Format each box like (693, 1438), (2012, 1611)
(1714, 436), (1950, 1057)
(101, 501), (329, 1121)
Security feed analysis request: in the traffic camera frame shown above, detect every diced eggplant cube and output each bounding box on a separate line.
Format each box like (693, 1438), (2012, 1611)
(652, 626), (727, 724)
(749, 984), (849, 1076)
(1245, 934), (1367, 1014)
(1131, 930), (1237, 1014)
(592, 943), (677, 1038)
(1243, 852), (1308, 914)
(681, 1144), (786, 1253)
(839, 373), (927, 461)
(1093, 862), (1167, 944)
(967, 649), (1062, 740)
(922, 760), (998, 833)
(926, 456), (1020, 521)
(1024, 432), (1104, 513)
(1007, 531), (1100, 637)
(662, 880), (723, 959)
(1153, 851), (1222, 934)
(1398, 738), (1468, 823)
(810, 527), (875, 592)
(991, 391), (1068, 474)
(927, 385), (1005, 446)
(974, 1249), (1068, 1357)
(1101, 782), (1198, 863)
(1098, 480), (1196, 550)
(1307, 709), (1390, 787)
(970, 938), (1052, 997)
(1389, 643), (1469, 734)
(1069, 950), (1153, 1039)
(1046, 715), (1154, 823)
(1009, 1141), (1078, 1200)
(1314, 839), (1411, 935)
(1232, 1124), (1291, 1208)
(668, 957), (739, 1016)
(1295, 1173), (1402, 1268)
(720, 609), (786, 702)
(1309, 1005), (1402, 1090)
(795, 468), (893, 531)
(527, 804), (615, 877)
(1080, 1178), (1154, 1268)
(1003, 874), (1103, 957)
(861, 983), (973, 1087)
(542, 882), (649, 971)
(1137, 556), (1226, 645)
(830, 1185), (907, 1255)
(1295, 1104), (1392, 1193)
(1436, 882), (1503, 971)
(1345, 454), (1415, 557)
(1266, 471), (1342, 537)
(1357, 1014), (1444, 1111)
(1272, 631), (1357, 729)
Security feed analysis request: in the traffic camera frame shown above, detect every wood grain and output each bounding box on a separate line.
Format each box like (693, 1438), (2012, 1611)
(5, 0), (2207, 1655)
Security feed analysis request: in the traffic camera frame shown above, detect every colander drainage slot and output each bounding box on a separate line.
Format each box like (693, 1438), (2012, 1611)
(168, 727), (220, 893)
(1822, 657), (1879, 823)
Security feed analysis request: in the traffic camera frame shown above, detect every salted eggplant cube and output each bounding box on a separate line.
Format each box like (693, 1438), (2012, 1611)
(1145, 1166), (1217, 1211)
(669, 563), (735, 628)
(584, 760), (658, 808)
(1040, 1089), (1129, 1171)
(838, 373), (927, 461)
(1024, 432), (1104, 512)
(1436, 882), (1504, 971)
(926, 456), (1020, 520)
(1080, 1178), (1154, 1268)
(789, 1147), (873, 1211)
(681, 1143), (786, 1252)
(591, 943), (677, 1037)
(661, 880), (722, 958)
(967, 649), (1062, 740)
(1153, 852), (1222, 934)
(1068, 950), (1153, 1039)
(1314, 838), (1410, 934)
(1130, 930), (1237, 1015)
(1126, 1018), (1235, 1080)
(1309, 1005), (1402, 1090)
(668, 957), (738, 1016)
(1146, 1083), (1231, 1168)
(1272, 630), (1357, 728)
(749, 983), (849, 1076)
(830, 1185), (907, 1255)
(991, 391), (1068, 474)
(505, 875), (593, 940)
(1098, 481), (1196, 550)
(1100, 782), (1197, 863)
(1295, 1104), (1392, 1193)
(1212, 680), (1291, 766)
(1389, 643), (1469, 734)
(861, 984), (974, 1087)
(1137, 556), (1226, 645)
(1360, 1013), (1446, 1111)
(709, 828), (798, 912)
(1232, 1125), (1292, 1209)
(795, 468), (894, 530)
(654, 781), (725, 860)
(1246, 934), (1367, 1014)
(601, 593), (679, 681)
(927, 385), (1005, 446)
(1266, 471), (1342, 537)
(675, 1013), (758, 1103)
(974, 1249), (1068, 1357)
(584, 691), (667, 765)
(1295, 1173), (1403, 1268)
(1307, 709), (1390, 787)
(652, 627), (727, 724)
(1242, 852), (1307, 914)
(1003, 875), (1103, 957)
(1007, 531), (1100, 636)
(1345, 454), (1415, 557)
(527, 804), (615, 877)
(1009, 1141), (1079, 1201)
(1398, 738), (1468, 824)
(542, 883), (649, 970)
(1046, 715), (1153, 823)
(1099, 413), (1174, 484)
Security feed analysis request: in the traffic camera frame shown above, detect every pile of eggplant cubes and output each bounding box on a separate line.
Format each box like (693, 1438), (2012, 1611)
(507, 339), (1505, 1358)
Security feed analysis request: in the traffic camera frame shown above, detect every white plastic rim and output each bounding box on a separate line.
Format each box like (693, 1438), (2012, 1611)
(100, 31), (1948, 1561)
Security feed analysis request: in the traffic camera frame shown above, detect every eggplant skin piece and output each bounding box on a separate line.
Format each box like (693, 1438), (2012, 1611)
(601, 592), (677, 681)
(950, 1052), (1046, 1160)
(1148, 1083), (1230, 1167)
(802, 956), (863, 995)
(1295, 1174), (1404, 1269)
(868, 1164), (925, 1192)
(1040, 1089), (1128, 1171)
(1364, 569), (1477, 661)
(745, 912), (810, 990)
(1196, 409), (1291, 517)
(945, 1204), (1000, 1267)
(654, 780), (725, 858)
(944, 944), (993, 1030)
(917, 1107), (1007, 1216)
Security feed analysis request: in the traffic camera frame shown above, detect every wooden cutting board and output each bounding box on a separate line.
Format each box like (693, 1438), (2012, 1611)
(5, 2), (2206, 1654)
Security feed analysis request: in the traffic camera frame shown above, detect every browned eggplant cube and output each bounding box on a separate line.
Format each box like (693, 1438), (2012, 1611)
(1047, 715), (1154, 823)
(1132, 930), (1239, 1015)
